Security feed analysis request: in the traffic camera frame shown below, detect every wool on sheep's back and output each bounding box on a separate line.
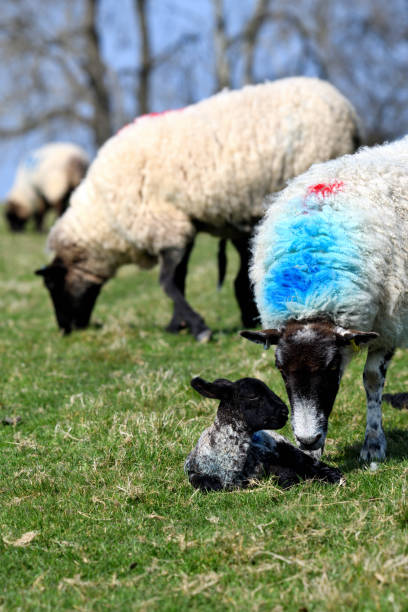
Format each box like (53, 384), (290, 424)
(255, 182), (388, 330)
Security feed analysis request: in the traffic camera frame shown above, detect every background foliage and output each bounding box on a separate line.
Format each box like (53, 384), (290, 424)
(1, 0), (408, 194)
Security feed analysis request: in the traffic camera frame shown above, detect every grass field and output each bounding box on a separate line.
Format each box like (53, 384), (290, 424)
(0, 217), (407, 611)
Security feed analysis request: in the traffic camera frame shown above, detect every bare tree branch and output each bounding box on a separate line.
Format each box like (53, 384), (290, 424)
(242, 0), (271, 84)
(81, 0), (112, 146)
(0, 108), (93, 139)
(212, 0), (232, 89)
(118, 34), (198, 78)
(134, 0), (151, 115)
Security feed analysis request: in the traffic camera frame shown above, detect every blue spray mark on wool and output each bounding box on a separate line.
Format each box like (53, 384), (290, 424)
(261, 193), (364, 320)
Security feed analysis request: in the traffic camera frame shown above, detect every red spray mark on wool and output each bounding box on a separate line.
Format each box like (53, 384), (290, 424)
(307, 181), (344, 197)
(301, 181), (345, 214)
(117, 108), (185, 134)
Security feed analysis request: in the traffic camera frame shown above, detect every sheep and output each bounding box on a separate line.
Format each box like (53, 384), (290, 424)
(5, 142), (89, 232)
(185, 376), (343, 491)
(241, 135), (408, 462)
(35, 77), (361, 339)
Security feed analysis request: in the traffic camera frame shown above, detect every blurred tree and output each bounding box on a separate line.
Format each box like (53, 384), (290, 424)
(0, 0), (407, 198)
(0, 0), (196, 149)
(212, 0), (271, 89)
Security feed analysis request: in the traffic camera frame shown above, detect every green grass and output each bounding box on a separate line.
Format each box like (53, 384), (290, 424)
(0, 218), (407, 611)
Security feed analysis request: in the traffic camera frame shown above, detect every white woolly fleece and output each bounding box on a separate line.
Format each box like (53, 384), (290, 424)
(48, 77), (360, 277)
(7, 143), (89, 216)
(251, 136), (408, 348)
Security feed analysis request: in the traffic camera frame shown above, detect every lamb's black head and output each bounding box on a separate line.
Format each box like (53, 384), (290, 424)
(191, 376), (288, 433)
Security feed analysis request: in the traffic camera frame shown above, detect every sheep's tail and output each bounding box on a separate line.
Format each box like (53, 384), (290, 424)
(217, 238), (227, 290)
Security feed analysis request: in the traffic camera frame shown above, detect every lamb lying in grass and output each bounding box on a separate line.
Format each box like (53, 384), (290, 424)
(185, 376), (343, 491)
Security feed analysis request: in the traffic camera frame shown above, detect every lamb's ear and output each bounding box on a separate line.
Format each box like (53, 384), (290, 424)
(191, 377), (234, 400)
(240, 329), (281, 350)
(335, 328), (379, 347)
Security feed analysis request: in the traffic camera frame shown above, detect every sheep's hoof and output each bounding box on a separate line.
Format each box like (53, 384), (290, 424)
(359, 431), (387, 462)
(165, 320), (188, 334)
(196, 329), (212, 343)
(359, 446), (386, 462)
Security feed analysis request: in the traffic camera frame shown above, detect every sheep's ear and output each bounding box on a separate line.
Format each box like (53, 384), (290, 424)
(240, 329), (281, 350)
(35, 266), (49, 277)
(335, 328), (379, 347)
(35, 263), (66, 279)
(191, 377), (234, 400)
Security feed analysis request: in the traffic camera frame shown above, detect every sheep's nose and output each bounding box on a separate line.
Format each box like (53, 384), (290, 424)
(296, 433), (322, 450)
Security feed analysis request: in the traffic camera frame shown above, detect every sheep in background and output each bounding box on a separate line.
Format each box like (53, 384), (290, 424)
(242, 135), (408, 462)
(5, 143), (89, 232)
(185, 376), (343, 491)
(36, 77), (361, 339)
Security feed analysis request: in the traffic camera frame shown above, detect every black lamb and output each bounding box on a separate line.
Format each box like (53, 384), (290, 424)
(185, 376), (343, 492)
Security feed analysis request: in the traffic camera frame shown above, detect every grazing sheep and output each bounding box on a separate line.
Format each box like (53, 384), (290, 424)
(242, 135), (408, 462)
(35, 77), (361, 338)
(185, 376), (343, 491)
(5, 143), (89, 232)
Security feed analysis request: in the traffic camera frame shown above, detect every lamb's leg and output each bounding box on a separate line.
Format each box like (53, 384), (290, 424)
(159, 247), (212, 342)
(277, 441), (342, 483)
(360, 346), (395, 462)
(255, 433), (342, 485)
(231, 236), (259, 328)
(165, 240), (195, 334)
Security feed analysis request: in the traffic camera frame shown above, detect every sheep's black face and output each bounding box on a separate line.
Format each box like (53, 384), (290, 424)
(241, 321), (378, 457)
(274, 331), (343, 455)
(5, 201), (27, 232)
(35, 260), (102, 334)
(190, 376), (288, 433)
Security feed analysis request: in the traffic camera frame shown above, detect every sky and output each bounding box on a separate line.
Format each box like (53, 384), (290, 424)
(2, 0), (408, 199)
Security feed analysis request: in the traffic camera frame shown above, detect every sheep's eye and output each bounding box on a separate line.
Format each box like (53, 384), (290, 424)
(328, 359), (340, 371)
(244, 393), (259, 401)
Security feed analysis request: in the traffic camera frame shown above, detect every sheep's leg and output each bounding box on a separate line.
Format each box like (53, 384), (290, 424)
(360, 346), (395, 461)
(58, 189), (73, 216)
(231, 236), (259, 328)
(165, 240), (195, 334)
(34, 194), (49, 232)
(33, 210), (45, 232)
(159, 247), (212, 342)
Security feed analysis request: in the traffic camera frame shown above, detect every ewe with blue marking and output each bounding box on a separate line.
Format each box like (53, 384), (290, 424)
(247, 137), (408, 462)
